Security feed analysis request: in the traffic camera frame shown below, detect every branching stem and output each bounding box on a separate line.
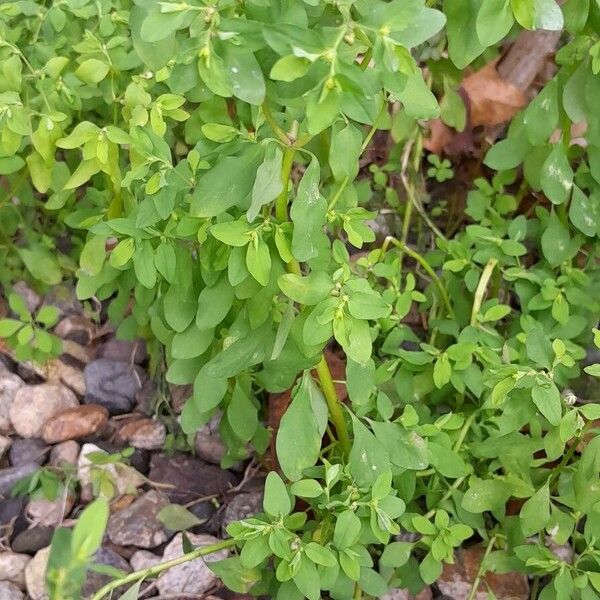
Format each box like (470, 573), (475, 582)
(89, 538), (237, 600)
(379, 236), (454, 318)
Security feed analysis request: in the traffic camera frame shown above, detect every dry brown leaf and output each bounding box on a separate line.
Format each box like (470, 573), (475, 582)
(423, 118), (454, 154)
(461, 60), (527, 127)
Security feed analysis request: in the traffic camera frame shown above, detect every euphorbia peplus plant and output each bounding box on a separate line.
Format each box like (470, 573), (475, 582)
(3, 0), (600, 599)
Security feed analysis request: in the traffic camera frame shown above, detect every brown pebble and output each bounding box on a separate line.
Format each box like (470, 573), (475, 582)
(41, 405), (108, 443)
(117, 418), (166, 450)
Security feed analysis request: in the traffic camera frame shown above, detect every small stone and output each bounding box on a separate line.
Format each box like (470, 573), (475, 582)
(24, 546), (50, 600)
(97, 338), (147, 365)
(0, 581), (25, 599)
(9, 384), (78, 439)
(0, 434), (11, 460)
(43, 358), (87, 397)
(188, 500), (218, 534)
(9, 439), (48, 467)
(82, 547), (131, 598)
(0, 497), (26, 528)
(0, 551), (31, 588)
(0, 367), (24, 433)
(41, 405), (108, 443)
(168, 383), (192, 413)
(11, 526), (54, 554)
(438, 547), (529, 600)
(107, 490), (170, 549)
(77, 443), (144, 502)
(117, 418), (166, 450)
(27, 495), (75, 527)
(84, 360), (144, 415)
(12, 282), (42, 314)
(42, 285), (83, 317)
(156, 533), (230, 596)
(149, 453), (237, 504)
(53, 315), (96, 345)
(0, 463), (39, 496)
(130, 549), (161, 571)
(195, 415), (227, 465)
(49, 441), (80, 468)
(221, 491), (263, 533)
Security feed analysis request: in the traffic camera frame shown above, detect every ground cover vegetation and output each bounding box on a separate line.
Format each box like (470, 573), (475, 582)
(1, 0), (600, 598)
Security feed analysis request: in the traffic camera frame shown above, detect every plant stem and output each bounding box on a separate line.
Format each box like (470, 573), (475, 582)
(261, 102), (290, 145)
(470, 258), (498, 326)
(276, 146), (295, 222)
(354, 583), (363, 599)
(381, 236), (454, 319)
(89, 538), (237, 600)
(466, 534), (497, 600)
(315, 354), (351, 455)
(425, 476), (466, 519)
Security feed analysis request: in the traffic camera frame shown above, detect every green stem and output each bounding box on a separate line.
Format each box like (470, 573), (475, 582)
(381, 236), (454, 319)
(89, 538), (237, 600)
(354, 583), (363, 599)
(359, 48), (372, 71)
(424, 476), (466, 519)
(261, 102), (290, 145)
(470, 258), (498, 326)
(466, 535), (497, 600)
(315, 354), (351, 455)
(276, 146), (295, 222)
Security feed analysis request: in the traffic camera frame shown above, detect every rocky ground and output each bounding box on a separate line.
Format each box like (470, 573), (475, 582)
(0, 282), (539, 600)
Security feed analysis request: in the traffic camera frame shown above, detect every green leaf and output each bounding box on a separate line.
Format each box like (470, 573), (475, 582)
(211, 220), (253, 247)
(248, 145), (283, 222)
(519, 483), (550, 535)
(263, 471), (292, 517)
(71, 498), (109, 558)
(222, 46), (266, 106)
(227, 382), (258, 442)
(541, 144), (573, 205)
(511, 0), (536, 28)
(444, 0), (485, 68)
(290, 479), (323, 498)
(329, 123), (362, 182)
(270, 55), (311, 82)
(348, 414), (391, 487)
(278, 271), (333, 305)
(133, 240), (157, 289)
(569, 186), (600, 237)
(380, 542), (412, 568)
(0, 319), (23, 337)
(276, 372), (328, 481)
(157, 504), (203, 531)
(196, 275), (235, 330)
(532, 381), (562, 425)
(484, 138), (529, 170)
(75, 59), (110, 84)
(523, 79), (559, 144)
(541, 211), (573, 267)
(246, 237), (271, 286)
(334, 510), (362, 549)
(290, 157), (328, 262)
(462, 478), (512, 513)
(191, 151), (261, 218)
(347, 290), (391, 320)
(476, 0), (514, 46)
(18, 247), (62, 285)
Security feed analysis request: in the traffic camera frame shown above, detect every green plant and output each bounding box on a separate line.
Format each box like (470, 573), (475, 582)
(0, 293), (62, 361)
(426, 154), (454, 183)
(2, 0), (600, 599)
